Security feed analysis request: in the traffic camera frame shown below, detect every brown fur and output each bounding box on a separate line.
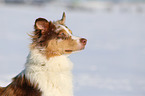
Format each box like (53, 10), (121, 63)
(30, 17), (79, 59)
(31, 20), (56, 47)
(0, 74), (41, 96)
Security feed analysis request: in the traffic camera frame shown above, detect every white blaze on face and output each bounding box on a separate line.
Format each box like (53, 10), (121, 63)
(57, 24), (81, 44)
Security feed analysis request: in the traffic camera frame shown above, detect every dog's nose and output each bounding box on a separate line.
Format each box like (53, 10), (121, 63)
(80, 38), (87, 45)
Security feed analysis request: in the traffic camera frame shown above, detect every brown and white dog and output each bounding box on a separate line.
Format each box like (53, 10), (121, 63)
(0, 12), (87, 96)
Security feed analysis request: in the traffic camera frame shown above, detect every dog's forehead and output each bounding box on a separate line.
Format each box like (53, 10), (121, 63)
(55, 24), (72, 35)
(54, 24), (80, 41)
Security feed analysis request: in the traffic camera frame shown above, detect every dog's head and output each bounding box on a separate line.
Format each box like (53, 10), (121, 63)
(30, 12), (87, 58)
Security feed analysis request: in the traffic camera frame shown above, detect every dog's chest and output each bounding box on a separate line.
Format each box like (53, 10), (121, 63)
(39, 70), (73, 96)
(25, 51), (73, 96)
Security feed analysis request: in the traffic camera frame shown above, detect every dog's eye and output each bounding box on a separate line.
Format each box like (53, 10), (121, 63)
(60, 32), (65, 36)
(59, 32), (66, 37)
(58, 32), (68, 39)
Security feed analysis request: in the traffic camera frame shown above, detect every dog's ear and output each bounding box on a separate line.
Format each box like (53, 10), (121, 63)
(56, 12), (66, 25)
(34, 18), (49, 34)
(32, 18), (50, 43)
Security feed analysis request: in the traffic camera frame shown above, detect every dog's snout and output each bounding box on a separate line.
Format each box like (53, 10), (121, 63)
(80, 38), (87, 45)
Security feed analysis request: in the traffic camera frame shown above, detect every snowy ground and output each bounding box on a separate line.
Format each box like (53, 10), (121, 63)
(0, 2), (145, 96)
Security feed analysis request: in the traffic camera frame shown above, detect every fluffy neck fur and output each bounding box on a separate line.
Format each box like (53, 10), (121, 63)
(24, 49), (73, 96)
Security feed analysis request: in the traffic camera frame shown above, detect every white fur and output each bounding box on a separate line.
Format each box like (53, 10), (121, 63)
(56, 24), (81, 46)
(24, 49), (73, 96)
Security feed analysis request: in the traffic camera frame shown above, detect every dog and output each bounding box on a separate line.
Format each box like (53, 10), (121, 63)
(0, 12), (87, 96)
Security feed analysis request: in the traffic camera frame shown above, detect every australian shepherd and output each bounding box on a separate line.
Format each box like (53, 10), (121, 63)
(0, 12), (87, 96)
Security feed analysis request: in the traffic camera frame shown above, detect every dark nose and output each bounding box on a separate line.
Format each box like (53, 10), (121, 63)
(80, 38), (87, 45)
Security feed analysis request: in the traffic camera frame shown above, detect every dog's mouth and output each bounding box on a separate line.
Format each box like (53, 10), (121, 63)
(65, 47), (85, 53)
(64, 41), (87, 53)
(65, 50), (73, 52)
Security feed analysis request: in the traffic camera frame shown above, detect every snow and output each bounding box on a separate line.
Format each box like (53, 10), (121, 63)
(0, 2), (145, 96)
